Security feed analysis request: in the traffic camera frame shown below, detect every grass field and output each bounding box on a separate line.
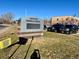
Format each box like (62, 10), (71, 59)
(0, 32), (79, 59)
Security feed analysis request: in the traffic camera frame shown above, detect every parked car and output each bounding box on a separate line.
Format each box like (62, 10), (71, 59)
(78, 25), (79, 29)
(47, 26), (51, 31)
(44, 25), (50, 30)
(44, 25), (47, 30)
(64, 25), (78, 34)
(47, 23), (65, 33)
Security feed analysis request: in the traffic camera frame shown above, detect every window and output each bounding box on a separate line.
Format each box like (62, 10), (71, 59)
(27, 23), (40, 29)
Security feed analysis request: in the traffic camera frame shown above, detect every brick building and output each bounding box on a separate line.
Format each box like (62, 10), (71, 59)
(50, 16), (79, 25)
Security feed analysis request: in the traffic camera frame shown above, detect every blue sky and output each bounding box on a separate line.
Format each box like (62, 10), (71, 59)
(0, 0), (79, 20)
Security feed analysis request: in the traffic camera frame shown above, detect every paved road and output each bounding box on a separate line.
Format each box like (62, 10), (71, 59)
(0, 25), (7, 30)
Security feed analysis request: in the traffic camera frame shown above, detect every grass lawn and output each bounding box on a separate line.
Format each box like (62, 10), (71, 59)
(0, 32), (79, 59)
(27, 32), (79, 59)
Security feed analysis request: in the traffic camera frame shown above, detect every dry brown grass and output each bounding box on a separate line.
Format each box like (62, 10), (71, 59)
(0, 32), (79, 59)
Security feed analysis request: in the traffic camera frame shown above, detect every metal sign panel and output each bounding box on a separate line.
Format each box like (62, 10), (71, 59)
(20, 17), (43, 37)
(21, 17), (43, 32)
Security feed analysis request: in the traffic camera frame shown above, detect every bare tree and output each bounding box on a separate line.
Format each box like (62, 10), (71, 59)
(17, 18), (21, 25)
(1, 12), (14, 24)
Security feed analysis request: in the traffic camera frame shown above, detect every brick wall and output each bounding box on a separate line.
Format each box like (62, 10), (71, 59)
(50, 16), (79, 25)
